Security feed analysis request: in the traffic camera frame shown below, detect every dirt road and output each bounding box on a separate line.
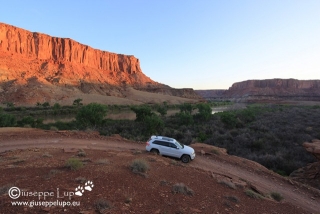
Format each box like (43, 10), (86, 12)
(0, 128), (319, 213)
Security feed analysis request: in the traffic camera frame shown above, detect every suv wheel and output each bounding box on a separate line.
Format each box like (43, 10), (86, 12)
(181, 155), (190, 163)
(150, 149), (159, 155)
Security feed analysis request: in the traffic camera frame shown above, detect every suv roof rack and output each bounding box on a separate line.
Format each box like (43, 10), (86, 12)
(151, 135), (175, 142)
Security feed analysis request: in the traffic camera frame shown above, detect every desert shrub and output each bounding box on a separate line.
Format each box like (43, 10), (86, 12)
(225, 195), (240, 203)
(270, 192), (284, 201)
(245, 189), (264, 199)
(65, 158), (83, 170)
(129, 159), (149, 173)
(77, 149), (86, 157)
(76, 103), (107, 128)
(218, 180), (236, 189)
(172, 183), (194, 196)
(94, 198), (112, 212)
(96, 159), (110, 165)
(42, 152), (52, 158)
(50, 126), (58, 131)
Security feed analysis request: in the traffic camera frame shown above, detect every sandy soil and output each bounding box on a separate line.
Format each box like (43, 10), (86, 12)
(0, 128), (319, 214)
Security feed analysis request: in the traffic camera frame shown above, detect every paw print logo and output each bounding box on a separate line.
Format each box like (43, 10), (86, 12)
(84, 181), (94, 191)
(75, 186), (84, 196)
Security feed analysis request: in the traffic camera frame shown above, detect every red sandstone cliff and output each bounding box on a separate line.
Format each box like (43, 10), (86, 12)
(0, 22), (200, 104)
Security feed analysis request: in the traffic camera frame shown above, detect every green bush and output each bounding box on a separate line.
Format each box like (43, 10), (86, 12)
(65, 158), (83, 170)
(76, 103), (107, 128)
(0, 113), (16, 127)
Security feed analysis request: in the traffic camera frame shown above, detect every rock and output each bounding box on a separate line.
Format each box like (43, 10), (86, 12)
(303, 140), (320, 160)
(289, 140), (320, 189)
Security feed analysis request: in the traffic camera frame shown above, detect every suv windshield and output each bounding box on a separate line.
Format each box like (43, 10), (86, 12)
(175, 141), (184, 149)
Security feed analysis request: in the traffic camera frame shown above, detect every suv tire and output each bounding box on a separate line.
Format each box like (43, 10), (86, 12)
(181, 155), (190, 163)
(150, 149), (159, 155)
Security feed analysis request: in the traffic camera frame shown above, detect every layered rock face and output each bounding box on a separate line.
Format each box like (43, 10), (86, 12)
(224, 79), (320, 102)
(0, 22), (200, 104)
(0, 22), (151, 85)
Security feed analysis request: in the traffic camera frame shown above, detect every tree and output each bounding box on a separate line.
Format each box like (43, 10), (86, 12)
(131, 105), (154, 122)
(218, 111), (239, 129)
(196, 103), (212, 121)
(156, 104), (167, 117)
(76, 103), (107, 128)
(179, 103), (193, 114)
(53, 103), (61, 110)
(144, 114), (164, 135)
(42, 102), (50, 108)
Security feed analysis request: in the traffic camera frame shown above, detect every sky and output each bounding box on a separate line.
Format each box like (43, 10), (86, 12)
(1, 0), (320, 89)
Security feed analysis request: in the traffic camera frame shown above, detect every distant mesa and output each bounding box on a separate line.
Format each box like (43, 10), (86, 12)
(0, 22), (201, 105)
(196, 79), (320, 102)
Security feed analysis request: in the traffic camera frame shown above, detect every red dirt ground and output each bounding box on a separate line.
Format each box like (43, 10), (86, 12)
(0, 128), (319, 214)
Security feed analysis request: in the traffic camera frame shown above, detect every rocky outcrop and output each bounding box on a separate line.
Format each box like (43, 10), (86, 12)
(290, 139), (320, 190)
(303, 139), (320, 161)
(224, 79), (320, 102)
(0, 22), (200, 104)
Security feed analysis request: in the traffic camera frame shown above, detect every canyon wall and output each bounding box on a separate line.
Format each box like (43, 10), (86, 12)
(223, 79), (320, 102)
(0, 22), (142, 75)
(0, 22), (201, 104)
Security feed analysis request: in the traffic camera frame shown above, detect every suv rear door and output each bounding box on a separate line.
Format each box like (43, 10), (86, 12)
(153, 140), (170, 156)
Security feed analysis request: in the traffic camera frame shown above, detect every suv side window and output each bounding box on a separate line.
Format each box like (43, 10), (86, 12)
(153, 140), (169, 147)
(169, 143), (177, 148)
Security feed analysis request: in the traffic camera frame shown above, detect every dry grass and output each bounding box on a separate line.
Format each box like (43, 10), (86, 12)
(96, 159), (110, 165)
(245, 189), (264, 199)
(218, 180), (237, 189)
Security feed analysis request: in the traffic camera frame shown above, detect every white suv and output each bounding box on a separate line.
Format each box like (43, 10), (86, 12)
(146, 136), (196, 163)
